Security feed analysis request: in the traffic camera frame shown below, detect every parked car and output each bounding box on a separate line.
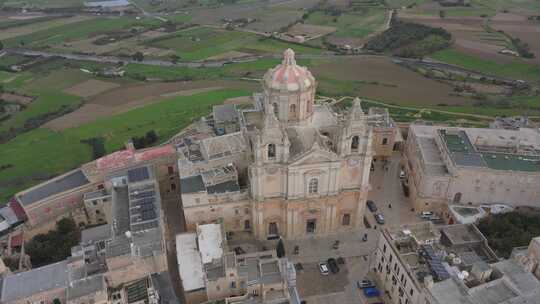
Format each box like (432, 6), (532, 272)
(420, 211), (434, 219)
(319, 262), (330, 275)
(357, 280), (375, 289)
(399, 170), (406, 179)
(327, 258), (340, 273)
(367, 200), (377, 212)
(374, 213), (385, 225)
(363, 287), (381, 298)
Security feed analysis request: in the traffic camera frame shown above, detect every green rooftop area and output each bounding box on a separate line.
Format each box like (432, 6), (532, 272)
(442, 131), (475, 153)
(439, 129), (540, 172)
(482, 153), (540, 172)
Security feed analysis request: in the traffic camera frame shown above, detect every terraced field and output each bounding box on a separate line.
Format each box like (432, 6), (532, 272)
(148, 26), (323, 60)
(302, 8), (388, 46)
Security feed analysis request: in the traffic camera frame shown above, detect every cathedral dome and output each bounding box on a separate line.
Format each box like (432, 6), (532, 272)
(263, 49), (316, 92)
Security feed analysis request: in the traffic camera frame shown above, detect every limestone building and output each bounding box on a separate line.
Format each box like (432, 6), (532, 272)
(176, 223), (300, 304)
(404, 124), (540, 211)
(178, 49), (373, 240)
(372, 223), (540, 304)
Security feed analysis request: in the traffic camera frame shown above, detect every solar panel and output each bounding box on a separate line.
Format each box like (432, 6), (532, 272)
(130, 191), (155, 200)
(127, 167), (150, 183)
(138, 202), (155, 212)
(141, 210), (157, 221)
(132, 197), (155, 208)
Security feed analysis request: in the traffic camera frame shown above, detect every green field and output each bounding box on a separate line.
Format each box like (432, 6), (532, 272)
(471, 0), (540, 13)
(0, 0), (84, 8)
(124, 57), (319, 81)
(383, 0), (429, 8)
(148, 26), (323, 61)
(305, 8), (387, 39)
(0, 88), (249, 202)
(0, 59), (115, 135)
(431, 48), (540, 82)
(4, 16), (164, 48)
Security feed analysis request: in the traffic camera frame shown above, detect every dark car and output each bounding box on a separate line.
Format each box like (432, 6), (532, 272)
(367, 200), (377, 212)
(327, 258), (340, 274)
(374, 213), (385, 225)
(357, 280), (375, 289)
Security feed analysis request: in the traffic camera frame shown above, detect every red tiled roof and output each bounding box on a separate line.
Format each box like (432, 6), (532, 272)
(9, 198), (27, 221)
(10, 232), (23, 248)
(135, 145), (175, 162)
(96, 149), (135, 171)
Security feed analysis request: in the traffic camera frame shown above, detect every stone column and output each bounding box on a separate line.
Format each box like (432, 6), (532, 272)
(256, 206), (265, 240)
(286, 208), (293, 238)
(355, 192), (364, 228)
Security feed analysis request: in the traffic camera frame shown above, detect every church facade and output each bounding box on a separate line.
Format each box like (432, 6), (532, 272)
(249, 49), (373, 239)
(178, 49), (374, 240)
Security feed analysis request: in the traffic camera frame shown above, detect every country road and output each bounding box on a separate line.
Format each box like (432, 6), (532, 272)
(4, 47), (372, 68)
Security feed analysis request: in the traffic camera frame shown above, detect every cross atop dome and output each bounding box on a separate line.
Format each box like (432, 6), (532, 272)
(282, 48), (296, 66)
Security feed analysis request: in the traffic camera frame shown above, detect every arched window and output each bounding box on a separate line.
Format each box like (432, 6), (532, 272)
(290, 104), (296, 114)
(308, 178), (318, 194)
(273, 103), (279, 117)
(268, 144), (276, 159)
(351, 136), (359, 151)
(382, 138), (388, 145)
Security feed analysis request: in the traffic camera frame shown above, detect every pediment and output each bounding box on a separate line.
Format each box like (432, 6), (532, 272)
(290, 148), (339, 166)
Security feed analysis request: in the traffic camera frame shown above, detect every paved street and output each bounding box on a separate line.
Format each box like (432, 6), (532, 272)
(367, 152), (421, 227)
(287, 152), (420, 304)
(158, 173), (186, 303)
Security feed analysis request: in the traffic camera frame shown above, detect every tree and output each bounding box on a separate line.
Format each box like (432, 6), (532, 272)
(132, 51), (144, 62)
(276, 238), (286, 258)
(439, 10), (446, 19)
(132, 130), (159, 149)
(0, 40), (3, 51)
(145, 130), (158, 144)
(25, 218), (80, 267)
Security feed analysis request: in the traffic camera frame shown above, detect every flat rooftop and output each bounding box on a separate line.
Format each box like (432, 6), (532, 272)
(176, 233), (205, 291)
(1, 260), (69, 302)
(429, 259), (540, 304)
(441, 224), (485, 245)
(197, 223), (224, 264)
(81, 224), (111, 245)
(107, 166), (162, 258)
(213, 104), (238, 123)
(439, 129), (540, 172)
(17, 169), (90, 206)
(417, 137), (449, 176)
(180, 165), (241, 195)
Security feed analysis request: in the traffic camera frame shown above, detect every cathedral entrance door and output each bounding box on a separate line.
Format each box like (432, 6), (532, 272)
(306, 219), (316, 234)
(268, 222), (279, 239)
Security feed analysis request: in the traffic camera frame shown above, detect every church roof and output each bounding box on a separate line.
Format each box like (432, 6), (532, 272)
(286, 126), (329, 157)
(263, 49), (315, 92)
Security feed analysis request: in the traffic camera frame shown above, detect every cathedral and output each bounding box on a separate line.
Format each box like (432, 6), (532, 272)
(178, 49), (377, 240)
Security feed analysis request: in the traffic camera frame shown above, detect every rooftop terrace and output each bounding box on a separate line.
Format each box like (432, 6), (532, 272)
(439, 129), (540, 172)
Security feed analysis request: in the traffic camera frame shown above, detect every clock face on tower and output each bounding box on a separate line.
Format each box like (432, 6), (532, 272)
(348, 159), (359, 167)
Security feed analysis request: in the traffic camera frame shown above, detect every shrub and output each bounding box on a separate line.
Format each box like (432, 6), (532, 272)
(25, 218), (80, 267)
(132, 130), (159, 149)
(365, 20), (452, 57)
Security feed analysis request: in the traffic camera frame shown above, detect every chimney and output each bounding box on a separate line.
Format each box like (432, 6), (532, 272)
(125, 139), (135, 152)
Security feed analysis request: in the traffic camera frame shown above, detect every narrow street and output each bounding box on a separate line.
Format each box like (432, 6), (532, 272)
(367, 152), (420, 226)
(158, 173), (186, 303)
